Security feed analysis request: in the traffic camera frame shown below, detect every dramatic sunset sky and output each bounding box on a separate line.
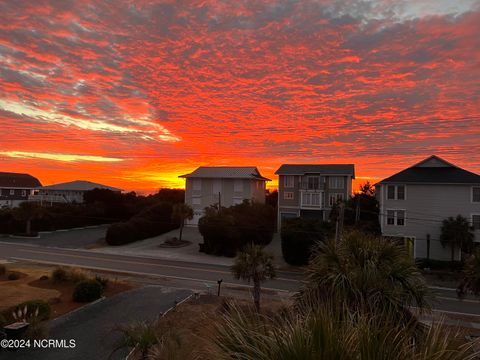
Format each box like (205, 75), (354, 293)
(1, 0), (479, 193)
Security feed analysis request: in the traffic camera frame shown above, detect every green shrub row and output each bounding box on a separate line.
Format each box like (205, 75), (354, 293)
(281, 218), (333, 266)
(105, 202), (180, 246)
(198, 201), (276, 257)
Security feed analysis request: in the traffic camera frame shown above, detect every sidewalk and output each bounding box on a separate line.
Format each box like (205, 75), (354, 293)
(92, 227), (293, 269)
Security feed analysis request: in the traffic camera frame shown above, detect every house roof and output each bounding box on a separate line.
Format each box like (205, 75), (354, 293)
(179, 167), (271, 181)
(377, 155), (480, 184)
(0, 172), (42, 188)
(39, 180), (122, 192)
(275, 164), (355, 178)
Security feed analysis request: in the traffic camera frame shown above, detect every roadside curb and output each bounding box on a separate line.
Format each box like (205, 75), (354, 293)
(125, 292), (194, 360)
(50, 296), (106, 325)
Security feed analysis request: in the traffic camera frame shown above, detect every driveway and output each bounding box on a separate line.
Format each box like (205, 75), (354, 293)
(2, 286), (192, 360)
(94, 227), (289, 268)
(0, 225), (108, 249)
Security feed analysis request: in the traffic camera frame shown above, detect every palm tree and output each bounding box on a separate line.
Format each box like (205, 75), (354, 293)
(110, 321), (159, 360)
(171, 203), (193, 242)
(440, 215), (475, 263)
(213, 300), (480, 360)
(298, 231), (431, 324)
(231, 244), (276, 311)
(14, 201), (45, 235)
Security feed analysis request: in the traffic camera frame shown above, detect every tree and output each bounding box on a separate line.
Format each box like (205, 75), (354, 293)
(457, 250), (480, 297)
(231, 244), (276, 311)
(14, 202), (45, 235)
(298, 231), (431, 324)
(440, 215), (475, 263)
(171, 203), (193, 242)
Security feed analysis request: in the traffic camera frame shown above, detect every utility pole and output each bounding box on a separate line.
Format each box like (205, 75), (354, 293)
(335, 202), (345, 245)
(218, 191), (221, 213)
(355, 196), (360, 224)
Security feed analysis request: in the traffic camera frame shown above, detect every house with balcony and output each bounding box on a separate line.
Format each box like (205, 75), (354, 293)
(179, 166), (270, 225)
(0, 172), (42, 208)
(29, 180), (122, 204)
(275, 164), (355, 229)
(376, 155), (480, 261)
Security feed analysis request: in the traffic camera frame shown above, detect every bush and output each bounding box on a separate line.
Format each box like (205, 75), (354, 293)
(198, 202), (276, 257)
(52, 267), (68, 283)
(281, 218), (332, 266)
(68, 268), (89, 283)
(416, 258), (464, 272)
(105, 202), (179, 246)
(7, 272), (20, 280)
(94, 275), (109, 290)
(73, 280), (103, 302)
(13, 300), (51, 321)
(0, 264), (5, 276)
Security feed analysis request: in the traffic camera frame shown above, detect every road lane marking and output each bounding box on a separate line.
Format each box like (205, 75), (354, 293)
(10, 257), (293, 293)
(13, 248), (300, 283)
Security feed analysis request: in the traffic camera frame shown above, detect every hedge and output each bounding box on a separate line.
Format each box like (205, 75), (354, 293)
(105, 202), (179, 246)
(281, 218), (332, 266)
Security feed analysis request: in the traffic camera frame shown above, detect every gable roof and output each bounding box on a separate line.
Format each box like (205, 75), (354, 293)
(179, 167), (271, 181)
(377, 156), (480, 185)
(39, 180), (122, 192)
(0, 172), (42, 188)
(275, 164), (355, 178)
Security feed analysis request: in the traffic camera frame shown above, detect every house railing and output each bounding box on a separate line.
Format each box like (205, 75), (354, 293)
(28, 194), (69, 203)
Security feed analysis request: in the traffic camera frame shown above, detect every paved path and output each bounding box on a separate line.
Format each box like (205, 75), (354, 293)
(0, 242), (478, 317)
(1, 287), (192, 360)
(0, 225), (108, 249)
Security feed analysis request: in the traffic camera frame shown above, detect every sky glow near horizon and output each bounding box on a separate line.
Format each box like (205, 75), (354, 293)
(0, 0), (479, 192)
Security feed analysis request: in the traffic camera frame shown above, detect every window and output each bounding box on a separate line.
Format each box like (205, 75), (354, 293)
(387, 210), (395, 225)
(233, 198), (243, 205)
(397, 186), (405, 200)
(284, 176), (294, 188)
(284, 192), (294, 200)
(9, 189), (14, 195)
(234, 179), (243, 192)
(192, 179), (201, 191)
(192, 197), (201, 205)
(329, 176), (344, 189)
(473, 187), (480, 202)
(307, 176), (320, 190)
(21, 190), (26, 197)
(472, 215), (480, 230)
(387, 185), (395, 199)
(387, 185), (406, 200)
(329, 193), (344, 206)
(386, 210), (406, 226)
(396, 210), (405, 226)
(302, 192), (321, 207)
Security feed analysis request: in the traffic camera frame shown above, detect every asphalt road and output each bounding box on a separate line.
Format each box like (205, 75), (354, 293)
(1, 287), (192, 360)
(0, 225), (108, 249)
(0, 242), (478, 317)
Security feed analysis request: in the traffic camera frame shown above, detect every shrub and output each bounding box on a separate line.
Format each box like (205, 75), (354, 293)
(13, 300), (51, 321)
(7, 272), (20, 280)
(73, 280), (103, 302)
(94, 275), (109, 290)
(52, 267), (68, 283)
(198, 202), (276, 257)
(281, 218), (332, 266)
(106, 202), (179, 246)
(0, 264), (6, 276)
(68, 268), (89, 283)
(416, 258), (463, 272)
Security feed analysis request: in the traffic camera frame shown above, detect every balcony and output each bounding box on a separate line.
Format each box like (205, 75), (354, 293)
(28, 194), (69, 203)
(300, 190), (324, 209)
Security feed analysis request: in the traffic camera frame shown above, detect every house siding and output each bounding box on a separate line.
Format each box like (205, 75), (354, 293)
(378, 183), (480, 261)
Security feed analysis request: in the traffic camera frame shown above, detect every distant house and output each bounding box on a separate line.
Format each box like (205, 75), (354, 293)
(376, 155), (480, 261)
(0, 172), (42, 208)
(275, 164), (355, 229)
(179, 167), (270, 225)
(29, 180), (122, 204)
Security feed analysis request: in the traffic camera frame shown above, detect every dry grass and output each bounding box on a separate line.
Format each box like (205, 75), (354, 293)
(0, 264), (135, 319)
